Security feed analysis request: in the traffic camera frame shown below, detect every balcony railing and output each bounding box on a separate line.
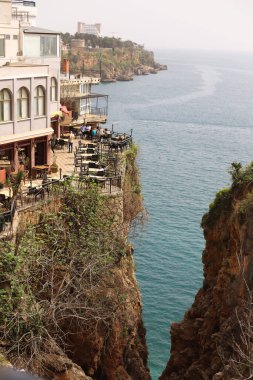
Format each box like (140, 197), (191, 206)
(12, 1), (36, 6)
(89, 107), (107, 116)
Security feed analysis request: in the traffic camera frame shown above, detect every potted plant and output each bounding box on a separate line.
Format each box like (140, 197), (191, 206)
(51, 156), (58, 174)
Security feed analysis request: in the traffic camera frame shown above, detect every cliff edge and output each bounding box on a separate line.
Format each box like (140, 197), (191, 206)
(0, 146), (150, 380)
(160, 162), (253, 380)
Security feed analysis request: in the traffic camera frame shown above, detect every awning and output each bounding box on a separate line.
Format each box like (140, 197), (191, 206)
(0, 128), (54, 145)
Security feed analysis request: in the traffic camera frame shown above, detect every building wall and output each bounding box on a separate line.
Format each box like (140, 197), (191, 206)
(0, 0), (12, 24)
(0, 64), (54, 138)
(77, 22), (101, 37)
(12, 2), (37, 27)
(0, 22), (20, 64)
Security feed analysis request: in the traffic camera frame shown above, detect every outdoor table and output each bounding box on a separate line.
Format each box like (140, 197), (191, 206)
(81, 153), (98, 158)
(88, 167), (102, 173)
(32, 165), (49, 178)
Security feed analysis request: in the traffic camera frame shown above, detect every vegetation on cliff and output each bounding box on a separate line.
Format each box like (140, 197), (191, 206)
(160, 161), (253, 380)
(61, 33), (166, 80)
(0, 152), (150, 379)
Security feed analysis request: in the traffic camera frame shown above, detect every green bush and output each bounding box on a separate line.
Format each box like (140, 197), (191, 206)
(201, 188), (232, 229)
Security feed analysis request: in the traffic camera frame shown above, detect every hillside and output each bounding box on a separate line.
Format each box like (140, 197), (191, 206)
(61, 33), (167, 81)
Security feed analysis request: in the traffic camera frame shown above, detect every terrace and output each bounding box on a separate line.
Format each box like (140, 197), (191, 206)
(0, 129), (133, 236)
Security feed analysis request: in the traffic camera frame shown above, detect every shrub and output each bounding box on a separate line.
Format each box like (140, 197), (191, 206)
(201, 188), (232, 229)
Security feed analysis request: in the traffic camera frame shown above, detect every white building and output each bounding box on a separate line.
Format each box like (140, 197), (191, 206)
(77, 22), (101, 37)
(11, 0), (37, 27)
(0, 0), (61, 176)
(60, 77), (108, 125)
(0, 63), (57, 172)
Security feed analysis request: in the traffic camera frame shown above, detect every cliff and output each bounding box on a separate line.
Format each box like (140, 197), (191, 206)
(160, 162), (253, 380)
(62, 47), (167, 82)
(0, 147), (150, 380)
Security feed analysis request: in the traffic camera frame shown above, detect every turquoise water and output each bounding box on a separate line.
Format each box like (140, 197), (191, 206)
(98, 50), (253, 379)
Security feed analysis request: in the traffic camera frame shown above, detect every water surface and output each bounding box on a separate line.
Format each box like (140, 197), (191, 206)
(98, 50), (253, 379)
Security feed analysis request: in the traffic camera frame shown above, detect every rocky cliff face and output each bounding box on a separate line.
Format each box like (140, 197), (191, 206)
(63, 47), (167, 82)
(160, 165), (253, 380)
(0, 148), (150, 380)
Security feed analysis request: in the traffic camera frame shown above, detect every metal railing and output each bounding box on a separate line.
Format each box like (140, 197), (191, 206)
(90, 107), (107, 116)
(0, 197), (16, 233)
(0, 173), (122, 236)
(76, 175), (122, 194)
(100, 132), (133, 154)
(12, 0), (36, 6)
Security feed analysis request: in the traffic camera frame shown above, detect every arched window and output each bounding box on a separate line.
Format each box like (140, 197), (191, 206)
(50, 77), (57, 101)
(17, 87), (29, 119)
(34, 86), (45, 116)
(0, 89), (12, 122)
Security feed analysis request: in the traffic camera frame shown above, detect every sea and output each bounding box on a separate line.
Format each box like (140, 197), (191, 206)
(97, 49), (253, 380)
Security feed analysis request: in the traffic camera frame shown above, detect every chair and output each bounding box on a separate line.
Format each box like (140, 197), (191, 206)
(96, 169), (105, 177)
(88, 162), (99, 169)
(27, 187), (38, 196)
(58, 139), (67, 150)
(86, 148), (95, 154)
(0, 194), (6, 204)
(90, 154), (99, 162)
(0, 215), (5, 232)
(74, 157), (82, 172)
(80, 163), (88, 175)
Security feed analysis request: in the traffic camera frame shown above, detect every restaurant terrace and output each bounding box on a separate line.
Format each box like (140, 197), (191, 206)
(0, 128), (133, 236)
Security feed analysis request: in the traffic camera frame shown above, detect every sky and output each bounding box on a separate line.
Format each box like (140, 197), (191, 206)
(37, 0), (253, 52)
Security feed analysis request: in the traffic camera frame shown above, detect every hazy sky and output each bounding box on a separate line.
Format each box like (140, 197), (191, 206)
(37, 0), (253, 52)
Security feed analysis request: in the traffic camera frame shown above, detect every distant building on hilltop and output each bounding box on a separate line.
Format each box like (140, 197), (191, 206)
(77, 22), (101, 37)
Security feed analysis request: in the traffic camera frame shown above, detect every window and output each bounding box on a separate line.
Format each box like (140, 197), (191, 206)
(24, 34), (58, 57)
(34, 86), (45, 116)
(50, 77), (57, 101)
(0, 35), (5, 57)
(80, 83), (89, 94)
(0, 89), (12, 122)
(17, 87), (29, 119)
(5, 35), (10, 40)
(13, 35), (18, 40)
(40, 35), (57, 56)
(24, 34), (40, 57)
(80, 99), (91, 115)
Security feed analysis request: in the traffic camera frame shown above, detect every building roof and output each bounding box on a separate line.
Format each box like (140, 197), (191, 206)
(23, 26), (60, 35)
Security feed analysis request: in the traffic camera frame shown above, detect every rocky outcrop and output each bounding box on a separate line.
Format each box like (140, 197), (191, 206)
(63, 251), (150, 380)
(63, 47), (167, 82)
(160, 171), (253, 379)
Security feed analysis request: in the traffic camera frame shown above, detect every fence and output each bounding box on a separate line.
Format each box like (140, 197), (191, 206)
(0, 175), (122, 237)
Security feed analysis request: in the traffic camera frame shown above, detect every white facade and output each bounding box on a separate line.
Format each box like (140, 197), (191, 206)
(12, 1), (37, 27)
(0, 1), (61, 116)
(77, 22), (101, 37)
(0, 63), (56, 170)
(0, 0), (61, 172)
(0, 63), (59, 136)
(0, 0), (38, 65)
